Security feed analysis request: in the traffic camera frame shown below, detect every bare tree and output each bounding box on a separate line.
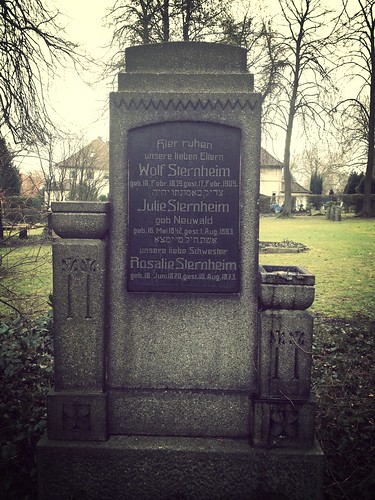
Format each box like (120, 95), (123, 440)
(105, 0), (232, 74)
(0, 0), (81, 145)
(31, 134), (68, 210)
(265, 0), (337, 216)
(107, 0), (166, 46)
(333, 0), (375, 216)
(291, 143), (350, 194)
(221, 7), (288, 141)
(333, 96), (369, 170)
(179, 0), (230, 41)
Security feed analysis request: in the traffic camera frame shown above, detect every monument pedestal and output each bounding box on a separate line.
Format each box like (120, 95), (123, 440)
(38, 435), (324, 500)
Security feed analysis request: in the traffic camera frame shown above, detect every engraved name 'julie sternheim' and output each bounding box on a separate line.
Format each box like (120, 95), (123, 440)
(137, 199), (230, 212)
(127, 122), (241, 293)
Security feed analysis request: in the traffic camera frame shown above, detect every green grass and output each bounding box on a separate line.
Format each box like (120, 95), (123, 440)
(0, 233), (52, 319)
(1, 215), (374, 321)
(260, 214), (375, 321)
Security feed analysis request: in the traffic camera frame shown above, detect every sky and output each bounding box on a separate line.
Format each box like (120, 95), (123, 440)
(48, 0), (114, 138)
(19, 0), (266, 172)
(16, 0), (352, 174)
(17, 0), (114, 172)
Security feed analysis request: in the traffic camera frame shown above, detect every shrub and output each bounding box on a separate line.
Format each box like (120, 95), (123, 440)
(313, 316), (375, 499)
(0, 313), (53, 499)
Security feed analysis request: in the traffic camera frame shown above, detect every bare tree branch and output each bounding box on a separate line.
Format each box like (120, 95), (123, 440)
(0, 0), (83, 145)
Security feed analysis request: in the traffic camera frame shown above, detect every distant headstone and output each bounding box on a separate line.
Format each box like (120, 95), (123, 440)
(38, 42), (324, 499)
(19, 227), (28, 239)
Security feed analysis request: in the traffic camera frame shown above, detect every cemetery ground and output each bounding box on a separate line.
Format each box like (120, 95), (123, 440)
(0, 215), (374, 499)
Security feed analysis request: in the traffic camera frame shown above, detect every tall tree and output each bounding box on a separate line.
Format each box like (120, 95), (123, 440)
(334, 0), (375, 216)
(31, 133), (68, 211)
(344, 171), (364, 194)
(291, 141), (349, 194)
(266, 0), (336, 216)
(0, 0), (80, 145)
(309, 171), (323, 194)
(0, 137), (20, 239)
(0, 137), (20, 196)
(107, 0), (167, 46)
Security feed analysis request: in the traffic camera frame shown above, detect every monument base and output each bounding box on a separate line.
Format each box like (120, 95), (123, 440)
(37, 434), (324, 499)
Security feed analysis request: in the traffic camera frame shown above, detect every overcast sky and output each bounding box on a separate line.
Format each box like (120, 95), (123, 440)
(16, 0), (113, 172)
(17, 0), (344, 172)
(49, 0), (113, 138)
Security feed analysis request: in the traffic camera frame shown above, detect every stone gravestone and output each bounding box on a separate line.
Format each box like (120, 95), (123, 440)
(37, 42), (324, 499)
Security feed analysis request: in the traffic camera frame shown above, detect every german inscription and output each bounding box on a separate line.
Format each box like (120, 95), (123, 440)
(127, 122), (241, 292)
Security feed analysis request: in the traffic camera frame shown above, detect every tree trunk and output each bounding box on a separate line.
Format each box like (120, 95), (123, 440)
(363, 23), (375, 216)
(0, 199), (3, 240)
(183, 0), (192, 41)
(282, 126), (293, 216)
(281, 77), (298, 217)
(161, 0), (170, 41)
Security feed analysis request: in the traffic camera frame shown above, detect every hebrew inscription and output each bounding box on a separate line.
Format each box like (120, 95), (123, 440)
(270, 329), (306, 381)
(128, 122), (241, 292)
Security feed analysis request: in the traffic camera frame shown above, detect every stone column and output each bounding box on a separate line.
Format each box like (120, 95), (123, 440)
(47, 202), (109, 441)
(254, 265), (316, 448)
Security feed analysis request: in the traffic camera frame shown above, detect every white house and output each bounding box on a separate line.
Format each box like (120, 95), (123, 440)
(50, 137), (109, 202)
(260, 148), (311, 210)
(260, 148), (283, 204)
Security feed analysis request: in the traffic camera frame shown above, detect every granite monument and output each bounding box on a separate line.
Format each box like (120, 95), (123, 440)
(37, 42), (324, 499)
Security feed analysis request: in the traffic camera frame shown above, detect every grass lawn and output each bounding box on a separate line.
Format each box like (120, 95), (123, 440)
(259, 214), (375, 321)
(0, 231), (52, 319)
(2, 214), (374, 321)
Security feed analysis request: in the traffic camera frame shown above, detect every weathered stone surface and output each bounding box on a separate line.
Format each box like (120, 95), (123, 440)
(109, 389), (250, 437)
(38, 41), (323, 499)
(252, 398), (316, 449)
(51, 202), (109, 239)
(259, 283), (315, 309)
(118, 72), (254, 93)
(259, 265), (315, 309)
(125, 42), (248, 74)
(259, 265), (315, 285)
(259, 309), (313, 400)
(52, 212), (109, 239)
(37, 435), (324, 500)
(52, 239), (106, 391)
(108, 42), (261, 435)
(51, 201), (110, 213)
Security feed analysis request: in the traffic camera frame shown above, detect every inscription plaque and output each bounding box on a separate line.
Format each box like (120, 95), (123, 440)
(127, 122), (241, 292)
